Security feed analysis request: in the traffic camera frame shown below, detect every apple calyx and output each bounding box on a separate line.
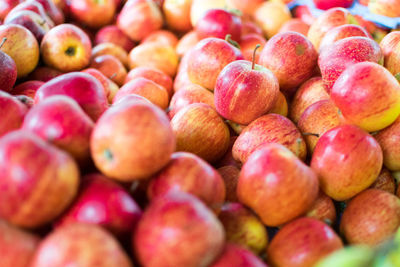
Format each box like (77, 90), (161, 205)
(103, 149), (114, 161)
(0, 37), (7, 49)
(252, 44), (261, 70)
(225, 34), (240, 49)
(65, 46), (77, 57)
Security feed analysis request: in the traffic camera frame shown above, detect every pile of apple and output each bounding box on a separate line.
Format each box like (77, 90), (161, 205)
(1, 0), (400, 266)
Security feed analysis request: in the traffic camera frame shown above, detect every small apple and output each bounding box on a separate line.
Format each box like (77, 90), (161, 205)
(210, 243), (268, 267)
(163, 0), (192, 33)
(370, 168), (396, 194)
(82, 67), (119, 103)
(91, 42), (129, 69)
(69, 0), (116, 29)
(94, 25), (135, 53)
(0, 37), (17, 92)
(141, 29), (179, 48)
(306, 190), (337, 226)
(253, 1), (291, 39)
(0, 91), (27, 137)
(319, 24), (371, 52)
(90, 54), (127, 86)
(34, 0), (64, 25)
(217, 165), (240, 202)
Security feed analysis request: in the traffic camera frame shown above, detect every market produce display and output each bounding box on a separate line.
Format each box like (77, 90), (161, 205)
(1, 0), (400, 266)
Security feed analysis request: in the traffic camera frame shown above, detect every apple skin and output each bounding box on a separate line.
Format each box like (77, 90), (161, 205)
(141, 29), (179, 48)
(15, 95), (34, 109)
(313, 245), (374, 267)
(232, 113), (307, 164)
(370, 168), (396, 194)
(34, 72), (109, 121)
(82, 68), (118, 103)
(117, 0), (163, 42)
(91, 42), (129, 69)
(176, 30), (201, 58)
(210, 243), (268, 267)
(375, 117), (400, 171)
(259, 31), (317, 95)
(56, 173), (142, 237)
(293, 5), (316, 26)
(331, 62), (400, 132)
(267, 217), (343, 267)
(253, 1), (291, 39)
(239, 33), (266, 62)
(0, 130), (79, 228)
(318, 37), (383, 94)
(171, 103), (230, 163)
(278, 18), (310, 36)
(94, 25), (135, 53)
(379, 31), (400, 77)
(69, 0), (116, 29)
(31, 223), (133, 267)
(34, 0), (64, 25)
(91, 97), (175, 182)
(0, 91), (27, 137)
(0, 24), (39, 78)
(112, 77), (169, 109)
(0, 219), (40, 267)
(218, 202), (268, 255)
(0, 44), (17, 92)
(163, 0), (192, 33)
(237, 143), (319, 227)
(22, 95), (94, 164)
(7, 0), (54, 27)
(269, 91), (288, 117)
(189, 0), (226, 28)
(217, 165), (240, 202)
(369, 0), (400, 17)
(134, 191), (225, 267)
(90, 54), (127, 87)
(340, 189), (400, 245)
(311, 124), (383, 201)
(28, 66), (63, 82)
(41, 23), (92, 72)
(319, 24), (371, 52)
(225, 0), (265, 17)
(0, 0), (22, 21)
(306, 190), (337, 226)
(147, 152), (225, 212)
(313, 0), (354, 10)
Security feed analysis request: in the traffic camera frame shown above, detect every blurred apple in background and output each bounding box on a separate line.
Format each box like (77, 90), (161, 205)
(210, 243), (268, 267)
(217, 165), (240, 202)
(189, 0), (226, 28)
(94, 25), (135, 53)
(369, 0), (400, 18)
(141, 29), (179, 48)
(319, 24), (371, 52)
(306, 191), (337, 225)
(35, 0), (64, 25)
(6, 0), (54, 27)
(91, 42), (129, 69)
(90, 54), (127, 86)
(278, 18), (310, 36)
(375, 117), (400, 172)
(0, 91), (27, 137)
(370, 168), (396, 193)
(0, 37), (17, 92)
(11, 81), (43, 98)
(313, 0), (354, 10)
(163, 0), (192, 33)
(69, 0), (116, 29)
(28, 66), (63, 82)
(175, 30), (201, 58)
(380, 31), (400, 78)
(82, 68), (119, 103)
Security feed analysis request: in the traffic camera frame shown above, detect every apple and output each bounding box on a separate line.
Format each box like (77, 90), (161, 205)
(319, 24), (371, 52)
(31, 223), (132, 267)
(370, 168), (396, 194)
(242, 21), (263, 36)
(41, 23), (92, 72)
(112, 77), (169, 109)
(268, 217), (343, 267)
(214, 135), (241, 168)
(217, 165), (240, 202)
(239, 33), (266, 62)
(369, 0), (400, 17)
(15, 95), (34, 109)
(313, 0), (354, 10)
(90, 55), (127, 87)
(225, 0), (265, 16)
(340, 189), (400, 245)
(375, 117), (400, 171)
(278, 18), (310, 36)
(173, 53), (194, 92)
(128, 42), (179, 77)
(190, 0), (226, 28)
(269, 91), (288, 117)
(253, 1), (291, 39)
(0, 24), (39, 78)
(34, 0), (64, 25)
(92, 42), (129, 69)
(69, 0), (116, 29)
(6, 0), (54, 27)
(218, 202), (268, 255)
(0, 130), (79, 228)
(175, 30), (201, 58)
(232, 113), (307, 163)
(171, 103), (230, 163)
(259, 31), (318, 95)
(215, 57), (279, 125)
(0, 91), (27, 137)
(311, 124), (383, 201)
(379, 31), (400, 77)
(0, 219), (40, 267)
(187, 37), (243, 91)
(0, 38), (16, 92)
(35, 72), (109, 121)
(319, 37), (383, 94)
(94, 25), (135, 53)
(117, 0), (163, 42)
(163, 0), (192, 33)
(313, 245), (374, 267)
(134, 191), (225, 267)
(0, 0), (22, 20)
(82, 68), (119, 103)
(91, 97), (175, 181)
(28, 66), (63, 82)
(306, 190), (337, 226)
(11, 81), (43, 98)
(141, 29), (179, 48)
(293, 5), (316, 26)
(210, 243), (268, 267)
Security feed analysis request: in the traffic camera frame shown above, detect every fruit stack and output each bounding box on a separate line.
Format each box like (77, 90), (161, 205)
(0, 0), (400, 267)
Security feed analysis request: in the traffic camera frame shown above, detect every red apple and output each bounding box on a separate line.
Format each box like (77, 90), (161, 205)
(91, 42), (129, 69)
(134, 191), (225, 267)
(313, 0), (354, 10)
(319, 24), (371, 52)
(369, 0), (400, 17)
(163, 0), (192, 32)
(189, 0), (226, 28)
(0, 38), (17, 92)
(293, 5), (316, 25)
(34, 0), (64, 25)
(278, 18), (310, 36)
(241, 21), (263, 36)
(35, 72), (109, 121)
(311, 124), (383, 201)
(0, 130), (79, 228)
(306, 191), (337, 225)
(141, 29), (179, 48)
(268, 217), (343, 267)
(210, 243), (268, 267)
(31, 223), (132, 267)
(375, 117), (400, 171)
(94, 24), (135, 53)
(379, 31), (400, 77)
(370, 168), (396, 194)
(0, 0), (22, 20)
(6, 0), (54, 27)
(239, 33), (266, 62)
(0, 91), (27, 137)
(269, 91), (288, 117)
(82, 68), (118, 103)
(238, 143), (318, 227)
(217, 165), (240, 202)
(340, 189), (400, 245)
(69, 0), (116, 29)
(175, 30), (201, 58)
(90, 54), (127, 87)
(28, 66), (63, 82)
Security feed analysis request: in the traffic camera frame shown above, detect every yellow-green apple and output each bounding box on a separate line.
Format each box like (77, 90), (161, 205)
(217, 165), (240, 202)
(31, 223), (132, 267)
(0, 219), (39, 267)
(125, 66), (173, 98)
(168, 83), (214, 119)
(313, 0), (354, 9)
(0, 130), (79, 228)
(237, 144), (319, 226)
(91, 42), (129, 69)
(278, 18), (310, 36)
(141, 29), (179, 48)
(379, 31), (400, 78)
(210, 243), (268, 267)
(28, 66), (63, 82)
(307, 7), (357, 50)
(306, 191), (337, 226)
(0, 38), (17, 92)
(163, 0), (192, 33)
(41, 23), (92, 72)
(190, 0), (226, 28)
(116, 0), (163, 42)
(134, 191), (225, 267)
(298, 100), (342, 153)
(0, 91), (27, 137)
(225, 0), (264, 17)
(319, 24), (371, 52)
(0, 24), (39, 78)
(269, 91), (288, 117)
(0, 0), (22, 20)
(218, 202), (268, 255)
(375, 117), (400, 171)
(90, 55), (127, 86)
(82, 68), (119, 103)
(22, 95), (94, 165)
(214, 58), (279, 125)
(171, 103), (230, 163)
(239, 33), (266, 62)
(175, 30), (201, 58)
(331, 62), (400, 132)
(290, 77), (330, 123)
(11, 81), (44, 98)
(340, 189), (400, 245)
(259, 31), (317, 95)
(370, 168), (396, 194)
(318, 37), (382, 94)
(147, 152), (225, 212)
(267, 217), (343, 267)
(56, 173), (142, 236)
(90, 97), (175, 181)
(314, 245), (374, 267)
(34, 0), (64, 25)
(34, 72), (109, 121)
(94, 25), (135, 53)
(187, 37), (243, 91)
(311, 124), (383, 201)
(369, 0), (400, 17)
(233, 113), (307, 163)
(253, 1), (291, 39)
(69, 0), (116, 29)
(112, 77), (169, 109)
(241, 21), (263, 36)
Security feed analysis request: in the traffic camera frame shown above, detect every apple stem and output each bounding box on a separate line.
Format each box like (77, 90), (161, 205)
(370, 131), (380, 136)
(225, 34), (241, 49)
(302, 132), (320, 138)
(295, 138), (302, 157)
(251, 44), (261, 70)
(0, 38), (7, 49)
(109, 73), (117, 80)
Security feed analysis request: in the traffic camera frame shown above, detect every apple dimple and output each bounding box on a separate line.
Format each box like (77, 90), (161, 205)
(65, 46), (76, 57)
